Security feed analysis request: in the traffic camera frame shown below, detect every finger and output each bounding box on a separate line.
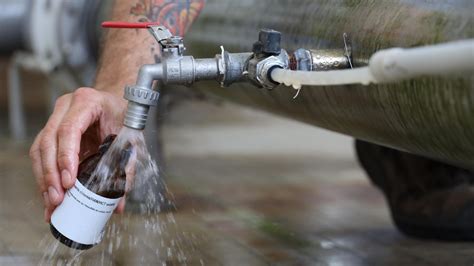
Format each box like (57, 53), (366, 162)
(125, 147), (137, 192)
(30, 130), (45, 192)
(40, 133), (62, 206)
(42, 191), (50, 209)
(44, 208), (50, 223)
(40, 95), (72, 206)
(44, 207), (54, 223)
(57, 88), (102, 189)
(42, 191), (51, 223)
(115, 197), (126, 214)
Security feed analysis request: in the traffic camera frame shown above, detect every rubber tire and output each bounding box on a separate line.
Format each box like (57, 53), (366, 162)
(355, 139), (474, 241)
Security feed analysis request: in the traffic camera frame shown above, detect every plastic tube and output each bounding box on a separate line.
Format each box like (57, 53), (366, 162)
(271, 67), (375, 89)
(271, 39), (474, 88)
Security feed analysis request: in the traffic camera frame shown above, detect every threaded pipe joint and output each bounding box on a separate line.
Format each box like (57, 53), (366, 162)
(123, 85), (160, 130)
(124, 85), (160, 106)
(123, 102), (150, 130)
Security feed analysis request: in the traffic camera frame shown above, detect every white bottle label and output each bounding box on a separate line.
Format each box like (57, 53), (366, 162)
(51, 180), (121, 245)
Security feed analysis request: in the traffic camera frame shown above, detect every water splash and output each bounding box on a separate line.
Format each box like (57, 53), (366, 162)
(40, 126), (202, 264)
(39, 235), (86, 265)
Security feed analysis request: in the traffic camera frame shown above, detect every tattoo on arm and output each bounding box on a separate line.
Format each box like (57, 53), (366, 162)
(130, 0), (206, 36)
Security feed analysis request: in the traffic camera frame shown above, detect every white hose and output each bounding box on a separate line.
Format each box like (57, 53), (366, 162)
(271, 39), (474, 88)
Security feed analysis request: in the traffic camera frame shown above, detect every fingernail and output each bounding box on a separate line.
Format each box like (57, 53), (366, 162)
(48, 186), (59, 204)
(42, 191), (50, 208)
(43, 208), (49, 223)
(61, 170), (72, 187)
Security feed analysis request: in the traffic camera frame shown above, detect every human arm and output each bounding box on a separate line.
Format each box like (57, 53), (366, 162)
(29, 0), (205, 221)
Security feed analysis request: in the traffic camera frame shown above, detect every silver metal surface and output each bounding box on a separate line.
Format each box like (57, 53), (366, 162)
(148, 25), (173, 44)
(123, 102), (150, 130)
(124, 85), (160, 106)
(57, 0), (102, 86)
(194, 58), (220, 81)
(2, 0), (107, 138)
(163, 56), (195, 84)
(309, 49), (351, 71)
(0, 0), (30, 53)
(126, 63), (164, 130)
(292, 48), (312, 71)
(136, 64), (164, 88)
(126, 20), (354, 131)
(218, 52), (253, 86)
(125, 21), (352, 130)
(247, 49), (289, 89)
(125, 25), (255, 129)
(8, 53), (27, 140)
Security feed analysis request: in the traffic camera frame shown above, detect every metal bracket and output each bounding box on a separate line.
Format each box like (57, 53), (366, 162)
(149, 25), (185, 56)
(147, 25), (173, 45)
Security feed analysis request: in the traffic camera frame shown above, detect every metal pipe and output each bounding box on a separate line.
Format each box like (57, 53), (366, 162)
(194, 58), (219, 81)
(309, 49), (351, 71)
(123, 102), (151, 130)
(124, 64), (163, 130)
(219, 52), (253, 86)
(124, 49), (252, 130)
(8, 54), (27, 139)
(136, 64), (163, 88)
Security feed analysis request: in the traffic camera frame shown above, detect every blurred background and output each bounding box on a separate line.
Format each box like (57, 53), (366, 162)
(0, 0), (473, 265)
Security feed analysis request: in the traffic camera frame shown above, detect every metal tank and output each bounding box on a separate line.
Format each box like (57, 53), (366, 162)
(0, 0), (107, 81)
(0, 0), (30, 53)
(1, 0), (111, 139)
(184, 0), (474, 168)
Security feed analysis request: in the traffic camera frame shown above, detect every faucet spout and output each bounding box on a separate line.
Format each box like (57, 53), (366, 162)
(136, 63), (164, 88)
(123, 63), (163, 130)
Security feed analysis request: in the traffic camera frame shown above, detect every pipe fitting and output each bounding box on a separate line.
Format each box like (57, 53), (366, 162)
(290, 48), (312, 71)
(217, 51), (252, 86)
(124, 85), (160, 106)
(247, 49), (289, 89)
(136, 63), (163, 88)
(309, 49), (351, 71)
(123, 85), (160, 129)
(290, 48), (352, 71)
(123, 102), (150, 130)
(107, 23), (356, 130)
(123, 63), (163, 130)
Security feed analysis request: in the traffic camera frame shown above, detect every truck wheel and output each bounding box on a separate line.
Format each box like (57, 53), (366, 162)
(355, 140), (474, 241)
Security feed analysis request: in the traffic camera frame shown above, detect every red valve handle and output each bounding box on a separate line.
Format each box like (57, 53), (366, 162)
(101, 21), (160, 29)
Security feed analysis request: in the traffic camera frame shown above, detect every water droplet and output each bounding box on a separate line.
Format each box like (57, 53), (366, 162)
(292, 83), (302, 90)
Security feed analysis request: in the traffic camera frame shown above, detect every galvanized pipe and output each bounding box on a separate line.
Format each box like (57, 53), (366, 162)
(194, 58), (219, 81)
(136, 63), (164, 88)
(123, 63), (163, 130)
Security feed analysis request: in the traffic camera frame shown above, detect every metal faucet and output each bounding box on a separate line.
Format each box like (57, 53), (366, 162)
(101, 22), (352, 130)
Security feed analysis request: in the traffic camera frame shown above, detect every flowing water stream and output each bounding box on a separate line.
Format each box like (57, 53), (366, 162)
(39, 127), (201, 265)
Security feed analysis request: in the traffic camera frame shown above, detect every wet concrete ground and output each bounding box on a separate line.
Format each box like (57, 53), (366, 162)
(0, 66), (473, 264)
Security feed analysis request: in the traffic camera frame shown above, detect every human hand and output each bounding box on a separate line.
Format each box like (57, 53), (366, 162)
(29, 88), (129, 222)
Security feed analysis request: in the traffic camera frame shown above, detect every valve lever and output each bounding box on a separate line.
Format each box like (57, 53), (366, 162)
(101, 21), (159, 29)
(102, 21), (173, 48)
